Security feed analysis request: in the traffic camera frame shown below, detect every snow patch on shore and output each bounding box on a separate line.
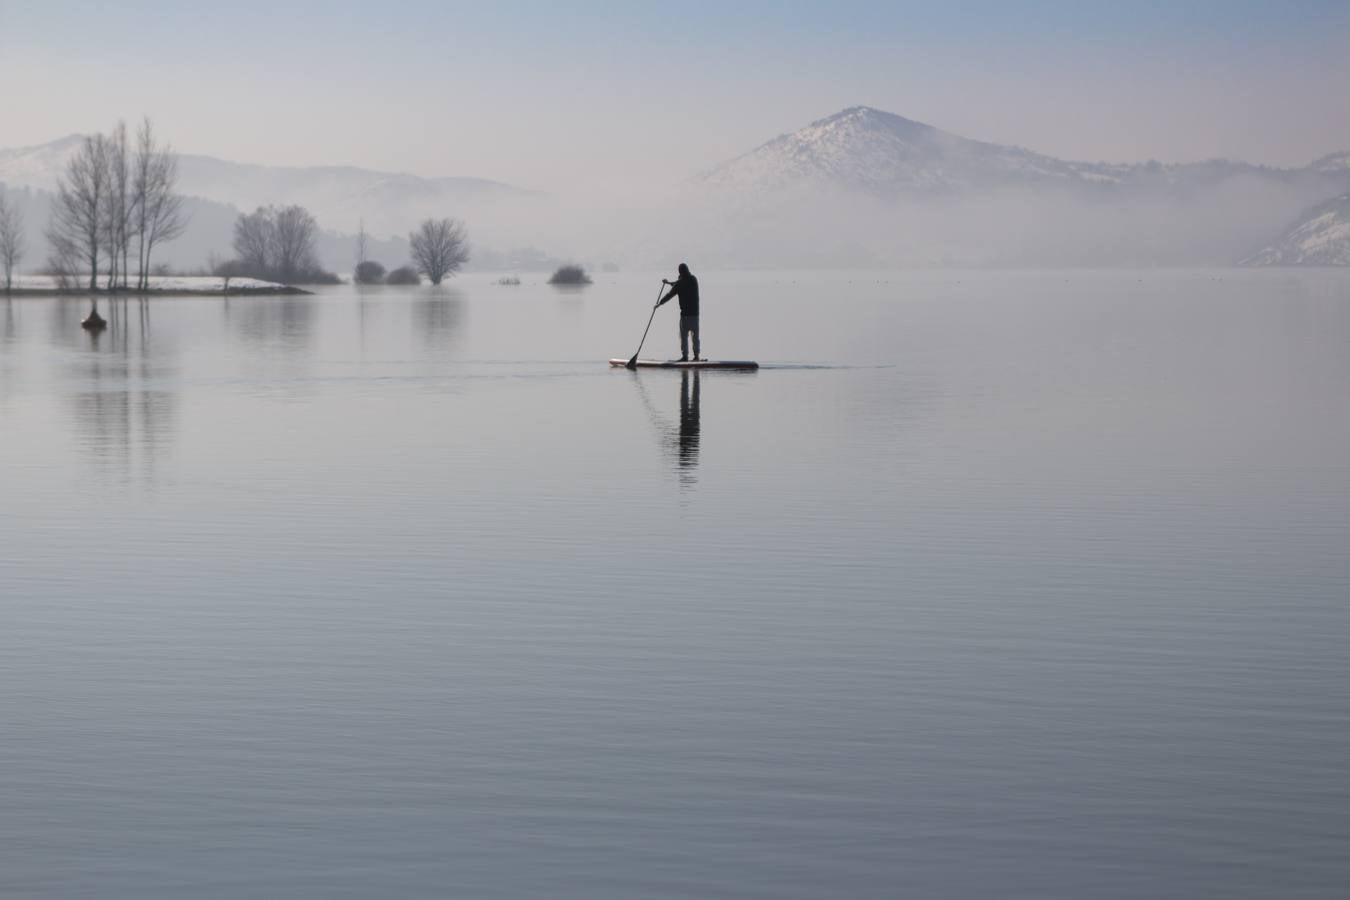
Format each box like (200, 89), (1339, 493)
(8, 275), (290, 291)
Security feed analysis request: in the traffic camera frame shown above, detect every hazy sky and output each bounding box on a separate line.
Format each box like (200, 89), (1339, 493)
(3, 1), (1348, 191)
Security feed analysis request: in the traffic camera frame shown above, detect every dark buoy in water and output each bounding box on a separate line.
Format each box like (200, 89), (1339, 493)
(81, 306), (106, 331)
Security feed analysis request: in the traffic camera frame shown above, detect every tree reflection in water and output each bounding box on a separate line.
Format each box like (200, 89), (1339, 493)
(60, 297), (178, 481)
(227, 295), (317, 350)
(413, 291), (465, 350)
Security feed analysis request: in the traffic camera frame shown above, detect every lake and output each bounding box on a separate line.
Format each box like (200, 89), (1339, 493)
(2, 269), (1349, 898)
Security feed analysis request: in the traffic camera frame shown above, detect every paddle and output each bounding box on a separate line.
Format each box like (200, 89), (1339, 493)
(626, 282), (666, 369)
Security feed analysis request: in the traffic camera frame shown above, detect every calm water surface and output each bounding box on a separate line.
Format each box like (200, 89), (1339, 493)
(2, 270), (1349, 898)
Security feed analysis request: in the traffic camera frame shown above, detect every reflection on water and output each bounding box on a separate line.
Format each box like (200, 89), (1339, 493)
(4, 274), (1350, 898)
(635, 369), (702, 488)
(228, 295), (317, 349)
(67, 298), (177, 478)
(2, 297), (15, 346)
(47, 296), (86, 345)
(413, 291), (464, 348)
(0, 298), (18, 405)
(354, 283), (375, 351)
(677, 370), (700, 479)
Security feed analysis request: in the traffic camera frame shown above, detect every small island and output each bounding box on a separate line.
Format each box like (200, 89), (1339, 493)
(4, 275), (310, 296)
(548, 264), (592, 285)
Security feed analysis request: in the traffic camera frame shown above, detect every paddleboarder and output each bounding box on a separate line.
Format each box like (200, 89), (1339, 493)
(657, 263), (700, 361)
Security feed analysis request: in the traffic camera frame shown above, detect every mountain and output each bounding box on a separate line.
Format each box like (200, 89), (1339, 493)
(0, 135), (88, 190)
(9, 111), (1350, 270)
(1242, 192), (1350, 265)
(684, 106), (1350, 266)
(1309, 151), (1350, 175)
(0, 135), (564, 271)
(0, 135), (544, 241)
(169, 154), (541, 240)
(701, 106), (1112, 193)
(699, 106), (1343, 196)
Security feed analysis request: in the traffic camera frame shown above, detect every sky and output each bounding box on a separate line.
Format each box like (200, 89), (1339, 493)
(2, 1), (1349, 191)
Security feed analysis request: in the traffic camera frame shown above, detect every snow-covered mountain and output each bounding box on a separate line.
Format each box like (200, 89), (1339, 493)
(8, 110), (1350, 269)
(0, 136), (87, 190)
(1242, 193), (1350, 266)
(0, 135), (542, 240)
(700, 106), (1113, 192)
(1309, 152), (1350, 176)
(682, 106), (1350, 266)
(698, 106), (1344, 197)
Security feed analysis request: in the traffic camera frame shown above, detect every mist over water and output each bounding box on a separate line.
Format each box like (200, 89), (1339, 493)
(9, 103), (1350, 272)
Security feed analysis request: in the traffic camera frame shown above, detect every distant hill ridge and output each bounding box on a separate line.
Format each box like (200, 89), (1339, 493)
(685, 105), (1350, 266)
(7, 107), (1350, 268)
(1243, 192), (1350, 266)
(0, 135), (542, 240)
(699, 105), (1348, 194)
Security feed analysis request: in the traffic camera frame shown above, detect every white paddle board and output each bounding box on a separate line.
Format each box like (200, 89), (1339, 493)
(609, 359), (759, 370)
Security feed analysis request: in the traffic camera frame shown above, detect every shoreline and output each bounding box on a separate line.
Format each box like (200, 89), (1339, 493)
(1, 286), (312, 297)
(2, 275), (313, 297)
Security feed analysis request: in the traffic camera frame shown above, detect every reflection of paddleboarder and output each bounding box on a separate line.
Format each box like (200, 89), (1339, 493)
(630, 367), (702, 488)
(657, 263), (700, 361)
(678, 369), (700, 474)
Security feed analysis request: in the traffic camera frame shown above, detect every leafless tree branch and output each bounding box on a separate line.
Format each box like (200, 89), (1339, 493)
(0, 191), (25, 291)
(47, 134), (110, 291)
(134, 118), (188, 291)
(409, 218), (469, 285)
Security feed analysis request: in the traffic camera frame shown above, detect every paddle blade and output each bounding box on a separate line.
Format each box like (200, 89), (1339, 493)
(625, 354), (638, 369)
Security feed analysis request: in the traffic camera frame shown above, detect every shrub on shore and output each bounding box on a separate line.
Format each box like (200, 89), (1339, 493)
(385, 265), (420, 286)
(355, 260), (386, 284)
(548, 264), (591, 285)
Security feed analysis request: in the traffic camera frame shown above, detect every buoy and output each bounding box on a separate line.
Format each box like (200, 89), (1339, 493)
(81, 308), (106, 331)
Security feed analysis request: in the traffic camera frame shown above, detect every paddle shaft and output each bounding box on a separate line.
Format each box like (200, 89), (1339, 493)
(626, 283), (665, 368)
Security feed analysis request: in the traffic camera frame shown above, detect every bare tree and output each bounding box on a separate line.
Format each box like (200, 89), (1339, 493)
(272, 205), (318, 280)
(46, 232), (82, 292)
(102, 121), (132, 290)
(133, 118), (187, 291)
(213, 256), (252, 294)
(228, 204), (323, 283)
(47, 134), (110, 291)
(232, 207), (275, 273)
(409, 218), (469, 285)
(0, 191), (24, 291)
(355, 218), (368, 266)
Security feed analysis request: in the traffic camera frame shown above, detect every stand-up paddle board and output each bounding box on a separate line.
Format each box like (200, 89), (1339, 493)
(609, 359), (759, 370)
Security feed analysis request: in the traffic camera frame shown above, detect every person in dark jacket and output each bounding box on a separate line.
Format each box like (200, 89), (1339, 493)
(657, 262), (700, 361)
